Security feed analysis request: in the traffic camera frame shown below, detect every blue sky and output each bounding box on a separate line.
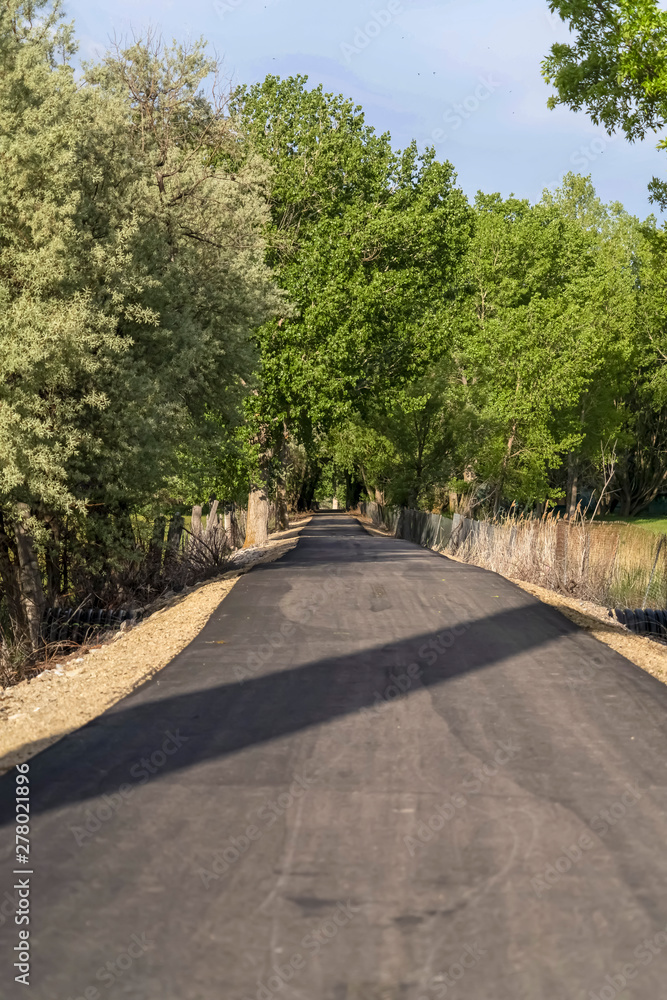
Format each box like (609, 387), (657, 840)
(66, 0), (666, 220)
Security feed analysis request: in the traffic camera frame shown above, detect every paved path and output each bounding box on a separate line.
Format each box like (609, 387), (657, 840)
(3, 512), (667, 1000)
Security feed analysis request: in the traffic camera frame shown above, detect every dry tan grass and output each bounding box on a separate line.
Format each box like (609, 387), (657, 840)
(358, 503), (667, 609)
(457, 516), (667, 610)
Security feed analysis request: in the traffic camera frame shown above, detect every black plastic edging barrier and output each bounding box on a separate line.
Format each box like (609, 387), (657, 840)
(41, 607), (144, 645)
(611, 608), (667, 639)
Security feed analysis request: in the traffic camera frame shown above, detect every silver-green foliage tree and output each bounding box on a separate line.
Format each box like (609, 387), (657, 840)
(0, 2), (280, 651)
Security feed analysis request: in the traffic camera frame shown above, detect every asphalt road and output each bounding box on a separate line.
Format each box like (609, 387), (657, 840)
(3, 512), (667, 1000)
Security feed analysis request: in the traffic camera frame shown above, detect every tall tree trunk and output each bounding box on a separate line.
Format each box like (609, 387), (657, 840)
(345, 472), (354, 511)
(276, 488), (289, 530)
(357, 465), (371, 504)
(229, 506), (242, 548)
(460, 465), (476, 517)
(62, 517), (69, 598)
(45, 538), (60, 604)
(0, 510), (26, 636)
(244, 487), (269, 547)
(276, 431), (290, 530)
(43, 513), (61, 604)
(163, 513), (184, 575)
(13, 504), (46, 651)
(566, 453), (579, 520)
(494, 426), (516, 516)
(619, 491), (633, 517)
(148, 516), (166, 580)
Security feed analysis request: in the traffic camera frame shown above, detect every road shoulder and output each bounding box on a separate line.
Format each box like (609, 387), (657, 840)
(0, 522), (309, 773)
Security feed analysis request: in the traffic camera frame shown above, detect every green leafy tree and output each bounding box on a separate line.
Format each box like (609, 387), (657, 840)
(609, 221), (667, 514)
(540, 174), (648, 513)
(328, 372), (455, 510)
(232, 75), (471, 535)
(448, 189), (638, 512)
(543, 1), (667, 206)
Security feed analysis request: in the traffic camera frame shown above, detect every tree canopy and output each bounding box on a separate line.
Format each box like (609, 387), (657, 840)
(543, 0), (667, 206)
(2, 1), (667, 670)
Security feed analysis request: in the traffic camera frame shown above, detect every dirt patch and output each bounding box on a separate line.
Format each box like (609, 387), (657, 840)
(0, 522), (309, 773)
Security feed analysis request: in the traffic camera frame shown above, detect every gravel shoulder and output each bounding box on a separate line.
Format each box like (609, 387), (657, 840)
(508, 577), (667, 686)
(354, 513), (667, 688)
(0, 522), (309, 773)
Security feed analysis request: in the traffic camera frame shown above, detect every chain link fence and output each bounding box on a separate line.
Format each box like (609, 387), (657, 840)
(359, 502), (667, 614)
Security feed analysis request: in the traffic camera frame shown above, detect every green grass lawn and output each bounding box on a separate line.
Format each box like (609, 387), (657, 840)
(597, 514), (667, 536)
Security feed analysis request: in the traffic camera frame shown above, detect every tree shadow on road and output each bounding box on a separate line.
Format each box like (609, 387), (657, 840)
(3, 569), (666, 825)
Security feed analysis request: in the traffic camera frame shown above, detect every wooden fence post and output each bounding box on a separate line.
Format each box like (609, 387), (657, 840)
(191, 506), (203, 539)
(205, 500), (219, 539)
(642, 535), (666, 610)
(556, 519), (568, 588)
